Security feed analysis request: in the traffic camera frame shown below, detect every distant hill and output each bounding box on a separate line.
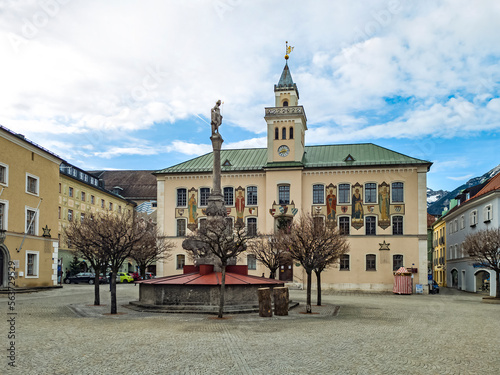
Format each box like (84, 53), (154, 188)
(427, 164), (500, 216)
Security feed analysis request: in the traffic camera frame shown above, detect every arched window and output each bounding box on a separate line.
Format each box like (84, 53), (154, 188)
(274, 127), (279, 140)
(289, 126), (294, 139)
(282, 127), (286, 140)
(283, 100), (288, 107)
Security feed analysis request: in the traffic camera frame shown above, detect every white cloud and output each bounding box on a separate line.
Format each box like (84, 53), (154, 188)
(164, 141), (212, 156)
(447, 174), (474, 181)
(94, 147), (160, 159)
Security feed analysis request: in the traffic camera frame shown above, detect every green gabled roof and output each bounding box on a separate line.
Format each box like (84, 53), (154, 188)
(155, 143), (431, 174)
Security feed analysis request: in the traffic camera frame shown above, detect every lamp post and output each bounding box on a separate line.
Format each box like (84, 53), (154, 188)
(0, 229), (6, 245)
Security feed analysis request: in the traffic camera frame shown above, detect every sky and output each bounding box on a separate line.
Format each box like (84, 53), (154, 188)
(1, 0), (500, 191)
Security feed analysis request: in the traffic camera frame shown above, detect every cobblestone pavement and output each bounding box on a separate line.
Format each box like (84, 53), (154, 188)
(1, 284), (499, 374)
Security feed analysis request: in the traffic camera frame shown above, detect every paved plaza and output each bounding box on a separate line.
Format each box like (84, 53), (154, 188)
(1, 284), (499, 374)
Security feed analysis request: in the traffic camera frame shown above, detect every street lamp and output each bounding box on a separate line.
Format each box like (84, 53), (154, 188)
(0, 229), (6, 245)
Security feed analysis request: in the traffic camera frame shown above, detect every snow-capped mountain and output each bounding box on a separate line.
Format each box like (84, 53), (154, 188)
(428, 163), (500, 216)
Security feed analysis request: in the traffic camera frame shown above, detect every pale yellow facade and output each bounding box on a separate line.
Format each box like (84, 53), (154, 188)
(58, 168), (136, 275)
(155, 63), (431, 292)
(1, 128), (61, 287)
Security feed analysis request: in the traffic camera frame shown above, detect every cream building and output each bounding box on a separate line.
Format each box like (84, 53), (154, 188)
(58, 162), (137, 276)
(1, 126), (62, 288)
(155, 62), (432, 292)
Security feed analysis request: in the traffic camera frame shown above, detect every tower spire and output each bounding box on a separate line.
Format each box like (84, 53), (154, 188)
(284, 41), (294, 61)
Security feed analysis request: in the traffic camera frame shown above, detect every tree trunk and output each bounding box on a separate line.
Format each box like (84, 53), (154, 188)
(315, 270), (322, 306)
(110, 272), (117, 314)
(258, 288), (272, 317)
(140, 264), (147, 279)
(218, 264), (226, 318)
(269, 269), (276, 279)
(94, 273), (100, 306)
(306, 270), (312, 313)
(273, 287), (289, 316)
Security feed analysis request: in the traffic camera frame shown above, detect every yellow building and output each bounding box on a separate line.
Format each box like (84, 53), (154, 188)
(432, 217), (447, 286)
(155, 61), (432, 292)
(0, 126), (62, 288)
(58, 162), (136, 277)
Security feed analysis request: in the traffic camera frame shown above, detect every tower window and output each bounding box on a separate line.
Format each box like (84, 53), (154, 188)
(274, 127), (279, 140)
(283, 100), (288, 107)
(282, 127), (286, 140)
(289, 126), (294, 139)
(278, 185), (290, 205)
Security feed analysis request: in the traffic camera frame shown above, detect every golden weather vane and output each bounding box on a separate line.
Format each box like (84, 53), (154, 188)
(285, 41), (294, 60)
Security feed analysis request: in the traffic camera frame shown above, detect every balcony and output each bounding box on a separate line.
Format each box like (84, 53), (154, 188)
(265, 106), (307, 121)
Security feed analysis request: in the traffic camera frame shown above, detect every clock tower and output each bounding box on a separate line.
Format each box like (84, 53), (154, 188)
(264, 56), (307, 165)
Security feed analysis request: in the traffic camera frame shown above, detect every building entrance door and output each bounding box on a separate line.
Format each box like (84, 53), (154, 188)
(279, 260), (293, 281)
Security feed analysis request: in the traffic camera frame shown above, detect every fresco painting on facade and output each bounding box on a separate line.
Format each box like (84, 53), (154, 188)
(378, 182), (391, 229)
(235, 186), (245, 227)
(351, 183), (364, 229)
(326, 183), (336, 225)
(187, 187), (197, 231)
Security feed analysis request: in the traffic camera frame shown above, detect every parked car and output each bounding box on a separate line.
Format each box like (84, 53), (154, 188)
(144, 272), (155, 280)
(116, 272), (134, 283)
(64, 272), (104, 285)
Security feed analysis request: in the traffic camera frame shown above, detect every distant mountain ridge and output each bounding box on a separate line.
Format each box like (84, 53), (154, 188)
(427, 163), (500, 216)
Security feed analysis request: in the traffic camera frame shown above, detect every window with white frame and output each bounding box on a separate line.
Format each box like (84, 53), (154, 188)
(68, 187), (73, 197)
(365, 216), (376, 235)
(278, 185), (290, 205)
(338, 184), (350, 204)
(26, 208), (37, 235)
(26, 173), (39, 195)
(247, 186), (258, 206)
(470, 210), (478, 226)
(223, 187), (234, 206)
(247, 254), (257, 270)
(176, 254), (185, 269)
(392, 216), (403, 235)
(26, 251), (39, 277)
(365, 183), (377, 203)
(391, 182), (404, 203)
(0, 163), (8, 185)
(460, 215), (465, 229)
(366, 254), (376, 271)
(177, 188), (187, 207)
(176, 219), (186, 237)
(484, 205), (492, 222)
(339, 216), (350, 235)
(339, 254), (350, 270)
(247, 217), (257, 237)
(199, 188), (210, 207)
(453, 220), (458, 232)
(393, 254), (404, 271)
(312, 184), (325, 204)
(0, 201), (7, 230)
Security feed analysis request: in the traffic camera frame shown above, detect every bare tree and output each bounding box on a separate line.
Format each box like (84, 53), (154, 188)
(247, 233), (288, 279)
(64, 217), (108, 306)
(130, 221), (174, 279)
(278, 213), (349, 313)
(183, 216), (248, 318)
(463, 228), (500, 298)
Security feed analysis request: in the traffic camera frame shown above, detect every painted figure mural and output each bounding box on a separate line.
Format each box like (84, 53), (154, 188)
(235, 187), (245, 227)
(352, 188), (363, 220)
(326, 185), (337, 222)
(351, 184), (364, 229)
(188, 191), (197, 224)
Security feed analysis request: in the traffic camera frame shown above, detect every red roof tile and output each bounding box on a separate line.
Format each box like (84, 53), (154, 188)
(138, 272), (284, 286)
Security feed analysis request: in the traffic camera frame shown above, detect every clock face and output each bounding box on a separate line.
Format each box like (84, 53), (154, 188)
(278, 145), (290, 157)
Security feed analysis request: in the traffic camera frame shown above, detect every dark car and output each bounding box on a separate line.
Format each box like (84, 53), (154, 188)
(64, 272), (104, 285)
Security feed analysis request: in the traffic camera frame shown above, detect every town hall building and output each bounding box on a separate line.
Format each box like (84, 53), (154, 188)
(154, 61), (432, 292)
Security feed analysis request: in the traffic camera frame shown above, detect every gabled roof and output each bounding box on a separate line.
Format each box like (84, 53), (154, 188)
(90, 170), (157, 200)
(473, 172), (500, 200)
(155, 143), (431, 174)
